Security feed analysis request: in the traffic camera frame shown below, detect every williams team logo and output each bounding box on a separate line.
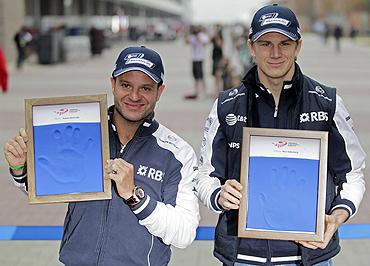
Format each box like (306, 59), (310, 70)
(308, 86), (333, 102)
(124, 53), (144, 60)
(228, 88), (238, 97)
(125, 53), (154, 68)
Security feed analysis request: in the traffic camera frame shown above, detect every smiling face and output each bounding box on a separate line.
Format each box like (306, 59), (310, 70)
(111, 70), (165, 124)
(248, 32), (302, 85)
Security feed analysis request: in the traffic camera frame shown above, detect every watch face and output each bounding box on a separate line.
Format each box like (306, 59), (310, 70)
(136, 187), (145, 199)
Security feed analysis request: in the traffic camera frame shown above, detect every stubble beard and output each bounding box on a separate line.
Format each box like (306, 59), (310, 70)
(114, 102), (155, 124)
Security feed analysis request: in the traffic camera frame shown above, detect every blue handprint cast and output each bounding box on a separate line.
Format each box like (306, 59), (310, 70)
(246, 157), (319, 233)
(34, 123), (104, 196)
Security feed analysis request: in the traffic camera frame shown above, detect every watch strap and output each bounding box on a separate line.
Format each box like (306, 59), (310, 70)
(125, 186), (144, 207)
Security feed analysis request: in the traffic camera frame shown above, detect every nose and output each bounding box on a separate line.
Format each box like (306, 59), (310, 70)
(128, 88), (140, 101)
(271, 45), (281, 58)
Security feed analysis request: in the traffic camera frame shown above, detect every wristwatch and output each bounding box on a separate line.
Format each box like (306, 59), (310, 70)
(125, 186), (145, 207)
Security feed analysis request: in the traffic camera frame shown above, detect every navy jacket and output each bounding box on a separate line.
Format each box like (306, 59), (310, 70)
(12, 106), (200, 266)
(195, 65), (366, 265)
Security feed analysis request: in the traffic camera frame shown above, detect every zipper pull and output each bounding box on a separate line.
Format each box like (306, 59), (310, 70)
(273, 106), (278, 118)
(120, 144), (126, 154)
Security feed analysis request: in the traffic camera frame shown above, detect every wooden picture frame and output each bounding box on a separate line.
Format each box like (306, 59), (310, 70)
(238, 127), (328, 241)
(25, 94), (111, 204)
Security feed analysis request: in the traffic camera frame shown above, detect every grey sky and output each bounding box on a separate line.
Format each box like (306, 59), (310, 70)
(191, 0), (269, 24)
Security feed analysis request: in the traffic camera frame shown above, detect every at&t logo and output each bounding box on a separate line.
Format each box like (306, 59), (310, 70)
(225, 113), (247, 126)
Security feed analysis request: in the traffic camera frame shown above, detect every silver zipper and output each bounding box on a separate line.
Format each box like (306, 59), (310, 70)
(120, 144), (126, 154)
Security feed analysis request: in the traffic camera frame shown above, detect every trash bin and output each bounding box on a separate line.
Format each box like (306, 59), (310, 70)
(89, 27), (105, 56)
(37, 31), (64, 64)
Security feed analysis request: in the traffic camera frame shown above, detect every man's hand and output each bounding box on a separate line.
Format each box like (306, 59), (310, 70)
(218, 179), (243, 210)
(3, 128), (28, 175)
(296, 209), (349, 249)
(105, 158), (135, 200)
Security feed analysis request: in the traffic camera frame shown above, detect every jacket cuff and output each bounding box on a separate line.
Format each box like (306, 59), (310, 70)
(9, 168), (27, 178)
(210, 187), (223, 212)
(330, 198), (356, 220)
(131, 194), (157, 220)
(10, 170), (28, 192)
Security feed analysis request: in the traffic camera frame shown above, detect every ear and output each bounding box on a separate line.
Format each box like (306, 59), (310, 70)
(247, 40), (255, 57)
(295, 40), (302, 58)
(156, 84), (165, 101)
(110, 77), (116, 93)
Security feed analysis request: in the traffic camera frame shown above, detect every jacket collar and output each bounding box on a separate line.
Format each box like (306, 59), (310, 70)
(108, 105), (159, 138)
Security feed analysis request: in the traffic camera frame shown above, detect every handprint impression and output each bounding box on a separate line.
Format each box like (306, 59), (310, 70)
(247, 157), (319, 233)
(37, 125), (94, 184)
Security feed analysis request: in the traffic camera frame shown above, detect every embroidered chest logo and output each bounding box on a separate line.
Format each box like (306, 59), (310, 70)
(137, 164), (165, 182)
(225, 113), (247, 126)
(300, 111), (328, 123)
(228, 142), (240, 149)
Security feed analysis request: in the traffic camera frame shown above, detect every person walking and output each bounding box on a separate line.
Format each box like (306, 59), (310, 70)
(195, 4), (366, 266)
(333, 25), (343, 53)
(211, 24), (224, 97)
(4, 46), (200, 265)
(13, 27), (32, 70)
(184, 25), (209, 100)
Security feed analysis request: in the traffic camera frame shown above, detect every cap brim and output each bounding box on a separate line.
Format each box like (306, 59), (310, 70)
(251, 28), (299, 42)
(113, 67), (161, 83)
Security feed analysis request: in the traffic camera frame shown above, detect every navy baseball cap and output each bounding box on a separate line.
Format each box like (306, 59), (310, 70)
(249, 4), (301, 42)
(112, 46), (164, 83)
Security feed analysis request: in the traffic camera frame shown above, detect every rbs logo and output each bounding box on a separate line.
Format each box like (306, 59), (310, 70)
(137, 165), (165, 182)
(300, 111), (328, 123)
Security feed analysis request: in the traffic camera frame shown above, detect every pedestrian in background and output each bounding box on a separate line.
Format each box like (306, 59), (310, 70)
(211, 24), (224, 98)
(13, 27), (32, 70)
(0, 47), (8, 93)
(195, 4), (366, 266)
(333, 25), (343, 53)
(184, 25), (209, 100)
(235, 26), (254, 76)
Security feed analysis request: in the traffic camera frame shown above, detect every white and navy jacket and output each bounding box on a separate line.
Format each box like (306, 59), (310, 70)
(12, 105), (200, 266)
(195, 65), (366, 266)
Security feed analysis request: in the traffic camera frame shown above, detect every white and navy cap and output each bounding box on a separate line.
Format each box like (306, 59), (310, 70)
(249, 4), (301, 42)
(112, 46), (164, 83)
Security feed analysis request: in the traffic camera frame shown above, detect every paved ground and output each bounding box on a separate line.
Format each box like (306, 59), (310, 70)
(0, 33), (369, 265)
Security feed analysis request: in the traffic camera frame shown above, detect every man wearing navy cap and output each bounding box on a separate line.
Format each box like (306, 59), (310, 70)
(4, 46), (200, 265)
(195, 4), (365, 266)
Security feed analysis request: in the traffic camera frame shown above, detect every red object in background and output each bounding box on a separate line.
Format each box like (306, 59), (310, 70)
(0, 47), (9, 93)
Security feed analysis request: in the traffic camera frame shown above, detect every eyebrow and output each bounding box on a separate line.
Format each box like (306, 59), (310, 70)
(256, 38), (292, 43)
(118, 79), (156, 88)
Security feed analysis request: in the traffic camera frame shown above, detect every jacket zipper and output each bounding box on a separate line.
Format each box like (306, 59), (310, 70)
(267, 240), (272, 265)
(96, 128), (138, 264)
(274, 105), (279, 128)
(273, 106), (278, 118)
